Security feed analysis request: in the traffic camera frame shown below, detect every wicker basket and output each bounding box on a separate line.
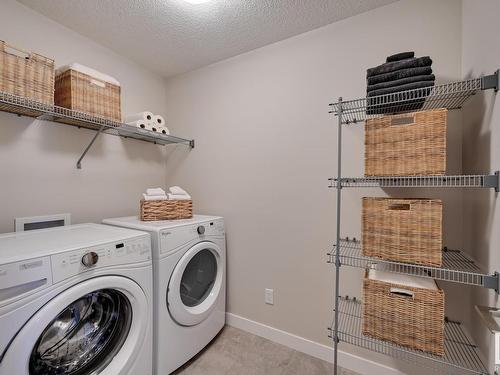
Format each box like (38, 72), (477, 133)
(365, 109), (447, 176)
(363, 270), (444, 356)
(55, 67), (121, 122)
(0, 41), (54, 105)
(140, 200), (193, 221)
(362, 197), (443, 266)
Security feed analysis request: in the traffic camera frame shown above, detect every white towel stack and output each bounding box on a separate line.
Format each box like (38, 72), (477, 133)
(168, 186), (191, 200)
(141, 186), (191, 201)
(125, 111), (169, 135)
(142, 187), (168, 201)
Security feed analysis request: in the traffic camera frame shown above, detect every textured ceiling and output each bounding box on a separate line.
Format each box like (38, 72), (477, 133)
(18, 0), (398, 77)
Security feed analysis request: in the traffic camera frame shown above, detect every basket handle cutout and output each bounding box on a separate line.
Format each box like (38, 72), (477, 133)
(388, 203), (411, 211)
(390, 287), (414, 298)
(391, 115), (415, 126)
(90, 78), (106, 88)
(4, 44), (31, 60)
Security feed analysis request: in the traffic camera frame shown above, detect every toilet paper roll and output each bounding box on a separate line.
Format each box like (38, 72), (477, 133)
(152, 115), (165, 126)
(124, 111), (154, 124)
(159, 126), (170, 135)
(150, 123), (160, 132)
(127, 120), (149, 130)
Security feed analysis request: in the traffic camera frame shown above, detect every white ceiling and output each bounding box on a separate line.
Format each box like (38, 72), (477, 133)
(18, 0), (398, 78)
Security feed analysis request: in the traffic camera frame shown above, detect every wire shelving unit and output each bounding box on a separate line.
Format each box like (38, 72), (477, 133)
(329, 71), (499, 375)
(0, 91), (194, 169)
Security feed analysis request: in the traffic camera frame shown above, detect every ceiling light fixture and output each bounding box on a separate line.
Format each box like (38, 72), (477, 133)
(182, 0), (212, 4)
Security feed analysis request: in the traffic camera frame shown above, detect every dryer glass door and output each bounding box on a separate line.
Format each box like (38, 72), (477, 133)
(168, 241), (223, 326)
(180, 249), (217, 307)
(29, 289), (132, 375)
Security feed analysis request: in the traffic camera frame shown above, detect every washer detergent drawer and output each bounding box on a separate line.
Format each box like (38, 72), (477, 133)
(0, 257), (52, 302)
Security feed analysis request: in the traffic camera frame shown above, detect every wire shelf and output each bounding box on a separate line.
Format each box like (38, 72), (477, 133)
(0, 90), (193, 148)
(329, 77), (484, 124)
(328, 238), (498, 289)
(329, 297), (489, 375)
(328, 173), (499, 191)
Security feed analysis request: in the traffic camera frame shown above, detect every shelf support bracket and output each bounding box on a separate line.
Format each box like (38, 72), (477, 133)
(483, 272), (500, 294)
(484, 171), (500, 192)
(76, 124), (106, 169)
(481, 69), (500, 92)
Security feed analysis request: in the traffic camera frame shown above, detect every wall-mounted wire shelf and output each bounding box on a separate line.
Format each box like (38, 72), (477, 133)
(328, 173), (499, 191)
(327, 238), (499, 292)
(329, 297), (489, 375)
(329, 71), (499, 124)
(0, 90), (194, 168)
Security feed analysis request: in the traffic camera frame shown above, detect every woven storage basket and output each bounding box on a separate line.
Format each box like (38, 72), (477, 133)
(365, 108), (447, 176)
(0, 41), (54, 105)
(362, 197), (443, 266)
(140, 200), (193, 221)
(363, 270), (445, 356)
(55, 68), (121, 122)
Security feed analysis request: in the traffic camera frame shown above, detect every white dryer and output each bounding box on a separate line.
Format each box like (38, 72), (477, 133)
(0, 223), (153, 375)
(103, 215), (226, 375)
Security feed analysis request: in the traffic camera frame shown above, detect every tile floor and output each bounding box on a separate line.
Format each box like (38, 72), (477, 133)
(173, 326), (359, 375)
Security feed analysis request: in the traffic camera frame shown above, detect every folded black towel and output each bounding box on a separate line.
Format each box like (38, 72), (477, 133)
(367, 66), (433, 85)
(367, 74), (435, 93)
(386, 51), (415, 63)
(367, 80), (435, 97)
(366, 56), (432, 78)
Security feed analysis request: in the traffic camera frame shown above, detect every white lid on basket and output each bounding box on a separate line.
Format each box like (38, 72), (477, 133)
(368, 269), (438, 290)
(56, 63), (120, 87)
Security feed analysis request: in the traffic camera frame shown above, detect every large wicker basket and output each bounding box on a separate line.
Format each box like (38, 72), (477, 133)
(55, 67), (121, 122)
(0, 41), (54, 105)
(362, 197), (443, 266)
(363, 270), (444, 356)
(140, 200), (193, 221)
(365, 108), (447, 176)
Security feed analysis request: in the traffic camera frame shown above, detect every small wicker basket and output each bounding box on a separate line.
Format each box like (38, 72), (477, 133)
(55, 67), (121, 122)
(363, 270), (445, 356)
(0, 41), (54, 105)
(365, 108), (447, 177)
(140, 200), (193, 221)
(362, 197), (443, 266)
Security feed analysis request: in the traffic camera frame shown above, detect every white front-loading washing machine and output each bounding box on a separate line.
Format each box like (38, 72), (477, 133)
(0, 223), (153, 375)
(102, 215), (226, 375)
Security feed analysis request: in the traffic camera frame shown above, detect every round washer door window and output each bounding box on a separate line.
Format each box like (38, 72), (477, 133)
(1, 276), (149, 375)
(168, 241), (223, 326)
(29, 289), (132, 375)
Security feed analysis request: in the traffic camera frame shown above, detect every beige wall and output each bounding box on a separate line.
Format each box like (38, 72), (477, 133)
(462, 0), (500, 372)
(0, 0), (169, 233)
(164, 0), (463, 370)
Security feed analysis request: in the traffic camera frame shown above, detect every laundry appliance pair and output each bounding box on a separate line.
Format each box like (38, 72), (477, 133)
(0, 215), (225, 375)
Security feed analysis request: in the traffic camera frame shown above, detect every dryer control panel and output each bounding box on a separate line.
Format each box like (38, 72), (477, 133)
(51, 236), (151, 283)
(160, 219), (225, 256)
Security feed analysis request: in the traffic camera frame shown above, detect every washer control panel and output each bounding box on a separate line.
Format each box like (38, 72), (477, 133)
(51, 236), (151, 283)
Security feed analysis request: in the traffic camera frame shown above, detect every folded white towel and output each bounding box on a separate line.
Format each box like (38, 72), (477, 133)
(146, 188), (166, 196)
(169, 186), (189, 195)
(143, 194), (168, 201)
(168, 193), (191, 200)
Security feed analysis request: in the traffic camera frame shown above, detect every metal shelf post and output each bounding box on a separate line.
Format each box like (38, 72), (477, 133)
(333, 97), (342, 375)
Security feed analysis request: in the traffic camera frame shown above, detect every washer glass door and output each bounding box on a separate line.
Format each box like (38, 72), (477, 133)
(168, 241), (223, 326)
(29, 289), (132, 375)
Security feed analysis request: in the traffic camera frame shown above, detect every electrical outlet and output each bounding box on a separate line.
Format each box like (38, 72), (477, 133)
(265, 288), (274, 305)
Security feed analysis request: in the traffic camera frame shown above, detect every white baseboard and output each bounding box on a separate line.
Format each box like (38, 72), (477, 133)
(226, 312), (404, 375)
